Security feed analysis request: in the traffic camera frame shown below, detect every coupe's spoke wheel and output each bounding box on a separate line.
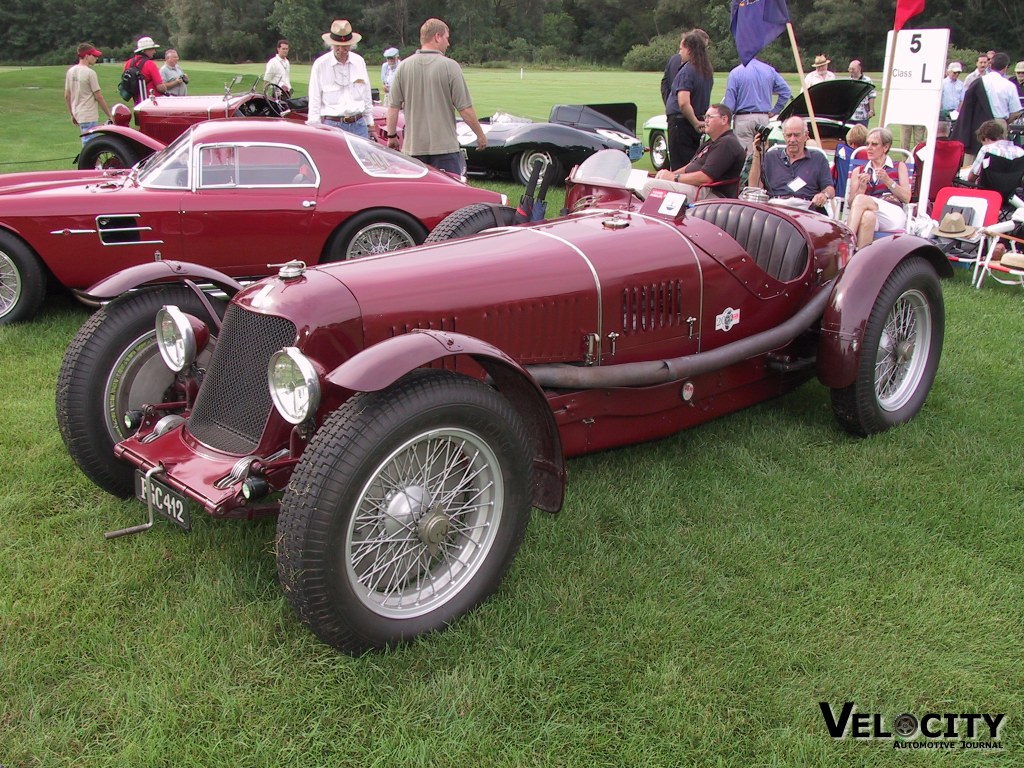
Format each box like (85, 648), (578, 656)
(348, 428), (503, 618)
(514, 151), (562, 186)
(348, 222), (416, 257)
(830, 257), (944, 436)
(874, 289), (931, 412)
(0, 233), (46, 324)
(0, 252), (22, 319)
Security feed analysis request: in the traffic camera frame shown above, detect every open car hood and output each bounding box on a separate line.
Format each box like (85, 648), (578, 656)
(778, 80), (874, 123)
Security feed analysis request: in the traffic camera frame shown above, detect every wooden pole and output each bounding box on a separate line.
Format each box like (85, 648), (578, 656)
(786, 23), (822, 147)
(878, 31), (898, 126)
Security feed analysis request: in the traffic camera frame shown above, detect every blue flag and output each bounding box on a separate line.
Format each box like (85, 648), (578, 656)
(731, 0), (790, 66)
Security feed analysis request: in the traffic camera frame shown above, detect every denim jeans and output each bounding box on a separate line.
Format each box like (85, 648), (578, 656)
(414, 152), (467, 176)
(322, 117), (369, 140)
(79, 121), (99, 144)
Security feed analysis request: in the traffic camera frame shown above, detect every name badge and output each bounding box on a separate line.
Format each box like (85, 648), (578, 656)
(787, 177), (807, 192)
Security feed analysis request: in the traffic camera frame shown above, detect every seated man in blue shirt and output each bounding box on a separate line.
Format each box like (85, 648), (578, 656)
(748, 116), (835, 210)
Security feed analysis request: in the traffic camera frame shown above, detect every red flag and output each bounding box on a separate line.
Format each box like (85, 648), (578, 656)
(894, 0), (925, 31)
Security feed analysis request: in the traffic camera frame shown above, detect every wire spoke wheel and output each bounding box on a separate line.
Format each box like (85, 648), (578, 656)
(347, 222), (416, 257)
(874, 288), (931, 412)
(347, 427), (503, 618)
(0, 251), (22, 319)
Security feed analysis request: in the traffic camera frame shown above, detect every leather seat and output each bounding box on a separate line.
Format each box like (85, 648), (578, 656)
(690, 202), (809, 282)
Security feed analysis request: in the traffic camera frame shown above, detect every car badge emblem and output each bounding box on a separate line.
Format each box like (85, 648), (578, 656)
(715, 307), (740, 332)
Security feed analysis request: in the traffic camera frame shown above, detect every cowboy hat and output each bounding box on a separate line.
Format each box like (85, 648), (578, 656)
(936, 211), (978, 240)
(134, 36), (160, 53)
(383, 47), (399, 58)
(322, 20), (362, 47)
(812, 54), (831, 67)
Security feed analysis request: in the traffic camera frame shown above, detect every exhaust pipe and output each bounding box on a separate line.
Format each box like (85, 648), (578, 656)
(526, 282), (833, 389)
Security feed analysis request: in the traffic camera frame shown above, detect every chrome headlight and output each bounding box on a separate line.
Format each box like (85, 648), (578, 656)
(268, 347), (321, 425)
(155, 305), (196, 372)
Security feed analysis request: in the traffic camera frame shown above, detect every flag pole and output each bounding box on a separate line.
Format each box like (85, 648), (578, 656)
(785, 23), (822, 147)
(878, 30), (898, 127)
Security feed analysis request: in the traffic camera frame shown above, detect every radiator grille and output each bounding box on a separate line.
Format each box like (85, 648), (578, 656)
(187, 304), (297, 454)
(622, 281), (684, 333)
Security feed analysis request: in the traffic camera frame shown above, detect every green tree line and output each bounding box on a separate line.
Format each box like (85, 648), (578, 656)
(2, 0), (1021, 70)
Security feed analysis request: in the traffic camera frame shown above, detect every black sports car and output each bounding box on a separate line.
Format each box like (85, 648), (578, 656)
(458, 103), (644, 184)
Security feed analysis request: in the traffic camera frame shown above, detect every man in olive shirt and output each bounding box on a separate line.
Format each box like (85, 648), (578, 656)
(385, 17), (487, 175)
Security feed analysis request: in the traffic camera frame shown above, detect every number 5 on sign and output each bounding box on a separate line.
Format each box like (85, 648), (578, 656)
(880, 28), (949, 131)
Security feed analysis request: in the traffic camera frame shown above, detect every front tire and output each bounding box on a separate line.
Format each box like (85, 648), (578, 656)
(513, 150), (563, 186)
(77, 135), (141, 171)
(649, 130), (669, 171)
(831, 257), (944, 436)
(277, 370), (532, 654)
(56, 286), (225, 496)
(0, 230), (47, 324)
(325, 210), (426, 262)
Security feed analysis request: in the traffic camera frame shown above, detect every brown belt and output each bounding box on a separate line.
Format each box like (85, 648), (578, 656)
(325, 116), (362, 124)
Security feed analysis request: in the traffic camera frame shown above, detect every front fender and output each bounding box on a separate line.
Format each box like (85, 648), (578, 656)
(77, 260), (244, 301)
(817, 235), (950, 388)
(83, 125), (167, 154)
(326, 329), (566, 513)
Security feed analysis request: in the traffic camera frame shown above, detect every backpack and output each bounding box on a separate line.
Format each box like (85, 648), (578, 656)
(118, 56), (144, 102)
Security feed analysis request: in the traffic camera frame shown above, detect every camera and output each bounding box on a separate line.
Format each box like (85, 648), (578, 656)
(754, 123), (772, 144)
(181, 74), (189, 84)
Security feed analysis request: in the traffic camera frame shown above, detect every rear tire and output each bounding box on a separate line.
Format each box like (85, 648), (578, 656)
(0, 230), (46, 324)
(56, 286), (225, 496)
(325, 210), (426, 262)
(513, 150), (563, 186)
(424, 204), (518, 243)
(830, 257), (944, 436)
(77, 135), (141, 171)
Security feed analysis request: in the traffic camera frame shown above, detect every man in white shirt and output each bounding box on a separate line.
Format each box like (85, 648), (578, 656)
(963, 54), (988, 91)
(307, 21), (373, 139)
(264, 40), (291, 97)
(982, 53), (1022, 122)
(940, 62), (964, 120)
(804, 54), (836, 88)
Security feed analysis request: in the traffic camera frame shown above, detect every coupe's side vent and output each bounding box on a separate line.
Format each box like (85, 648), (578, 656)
(622, 281), (685, 333)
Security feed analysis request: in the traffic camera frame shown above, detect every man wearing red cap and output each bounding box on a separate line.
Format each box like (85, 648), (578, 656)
(65, 43), (112, 144)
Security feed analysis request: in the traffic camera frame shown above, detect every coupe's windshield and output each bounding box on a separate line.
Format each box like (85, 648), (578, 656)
(348, 136), (427, 178)
(138, 132), (192, 188)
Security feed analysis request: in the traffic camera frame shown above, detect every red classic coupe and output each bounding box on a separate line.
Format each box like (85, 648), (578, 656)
(57, 151), (950, 654)
(0, 119), (503, 323)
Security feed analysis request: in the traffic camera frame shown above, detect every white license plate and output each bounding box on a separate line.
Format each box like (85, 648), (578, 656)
(135, 471), (192, 532)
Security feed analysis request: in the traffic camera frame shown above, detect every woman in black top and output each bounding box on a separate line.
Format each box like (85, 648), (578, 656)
(666, 29), (713, 171)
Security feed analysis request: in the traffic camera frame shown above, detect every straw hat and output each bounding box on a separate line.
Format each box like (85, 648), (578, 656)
(936, 212), (977, 240)
(322, 20), (361, 47)
(813, 54), (831, 68)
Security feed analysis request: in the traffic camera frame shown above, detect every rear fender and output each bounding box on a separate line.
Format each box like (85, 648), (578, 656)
(82, 125), (166, 155)
(77, 260), (244, 301)
(326, 329), (566, 513)
(817, 235), (950, 388)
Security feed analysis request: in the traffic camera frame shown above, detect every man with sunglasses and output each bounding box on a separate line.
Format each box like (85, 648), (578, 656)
(652, 104), (744, 199)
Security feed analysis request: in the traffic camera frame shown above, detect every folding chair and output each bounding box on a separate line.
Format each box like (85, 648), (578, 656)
(970, 208), (1024, 290)
(847, 146), (917, 237)
(930, 187), (1003, 277)
(976, 154), (1024, 221)
(911, 139), (966, 215)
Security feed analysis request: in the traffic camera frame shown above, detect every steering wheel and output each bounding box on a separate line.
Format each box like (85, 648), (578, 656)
(263, 82), (289, 114)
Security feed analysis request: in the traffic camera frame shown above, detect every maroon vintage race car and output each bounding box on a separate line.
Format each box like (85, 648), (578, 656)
(0, 119), (502, 323)
(77, 76), (403, 170)
(56, 150), (950, 654)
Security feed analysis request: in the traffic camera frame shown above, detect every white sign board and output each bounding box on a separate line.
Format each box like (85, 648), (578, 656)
(881, 28), (950, 213)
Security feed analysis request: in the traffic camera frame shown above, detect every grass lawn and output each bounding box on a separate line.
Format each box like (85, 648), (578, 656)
(2, 64), (1023, 766)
